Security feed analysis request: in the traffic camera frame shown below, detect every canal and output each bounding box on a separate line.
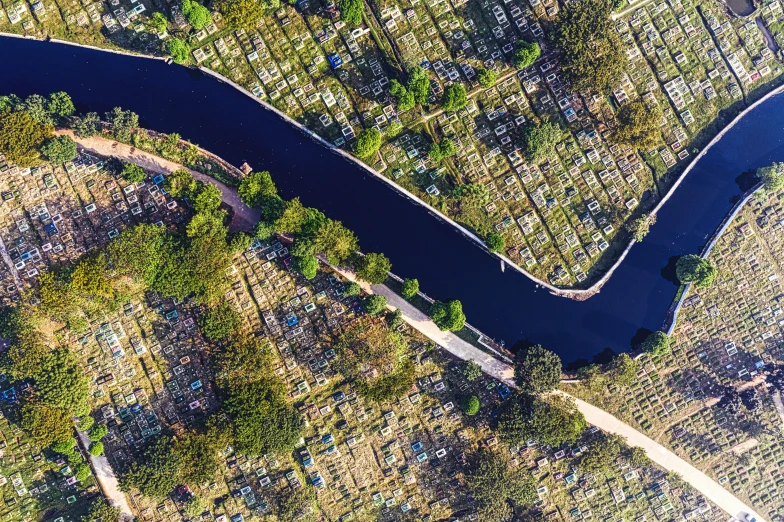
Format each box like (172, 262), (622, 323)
(3, 36), (784, 363)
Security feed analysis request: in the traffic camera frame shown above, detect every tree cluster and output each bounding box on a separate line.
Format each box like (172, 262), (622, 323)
(430, 299), (466, 331)
(498, 393), (587, 447)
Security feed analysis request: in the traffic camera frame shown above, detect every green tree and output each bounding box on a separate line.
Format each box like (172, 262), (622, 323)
(150, 11), (169, 32)
(72, 111), (101, 138)
(296, 253), (319, 279)
(238, 171), (278, 207)
(430, 299), (465, 331)
(35, 349), (90, 415)
(121, 162), (146, 183)
(462, 394), (480, 415)
(355, 253), (391, 284)
(676, 254), (716, 287)
(476, 68), (497, 88)
(339, 0), (362, 26)
(105, 107), (139, 143)
(524, 395), (587, 447)
(74, 463), (91, 482)
(275, 197), (308, 233)
(312, 220), (359, 265)
(344, 281), (361, 297)
(77, 415), (95, 432)
(401, 278), (419, 299)
(216, 334), (272, 388)
(120, 436), (180, 499)
(199, 302), (242, 342)
(758, 163), (784, 192)
(626, 214), (656, 241)
(513, 344), (562, 394)
(216, 0), (266, 30)
(578, 435), (626, 474)
(182, 0), (212, 29)
(355, 127), (382, 158)
(640, 330), (670, 356)
(167, 38), (190, 64)
(41, 135), (77, 164)
(629, 446), (651, 468)
(389, 80), (415, 112)
(608, 353), (639, 386)
(486, 232), (505, 253)
(175, 422), (230, 485)
(82, 499), (121, 522)
(20, 402), (73, 447)
(108, 223), (168, 285)
(89, 423), (109, 442)
(614, 100), (662, 150)
(192, 183), (223, 214)
(521, 121), (562, 163)
(466, 451), (537, 520)
(47, 92), (76, 120)
(552, 0), (626, 94)
(364, 295), (387, 315)
(164, 169), (198, 198)
(407, 67), (431, 105)
(429, 138), (457, 163)
(513, 40), (541, 69)
(0, 109), (53, 167)
(441, 84), (467, 112)
(51, 438), (77, 456)
(89, 441), (105, 456)
(24, 94), (56, 126)
(464, 359), (482, 381)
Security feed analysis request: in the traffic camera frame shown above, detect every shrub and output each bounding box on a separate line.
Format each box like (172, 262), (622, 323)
(462, 395), (480, 415)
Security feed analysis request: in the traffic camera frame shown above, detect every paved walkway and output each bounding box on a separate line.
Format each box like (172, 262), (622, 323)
(77, 429), (134, 520)
(58, 131), (260, 232)
(336, 267), (767, 522)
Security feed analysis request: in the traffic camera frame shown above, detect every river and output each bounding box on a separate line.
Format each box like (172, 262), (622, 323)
(3, 37), (784, 363)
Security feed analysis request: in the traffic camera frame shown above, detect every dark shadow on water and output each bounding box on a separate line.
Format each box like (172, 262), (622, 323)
(661, 256), (681, 286)
(735, 169), (760, 193)
(630, 327), (654, 350)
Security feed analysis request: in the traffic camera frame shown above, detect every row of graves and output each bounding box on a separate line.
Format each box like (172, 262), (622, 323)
(0, 152), (183, 307)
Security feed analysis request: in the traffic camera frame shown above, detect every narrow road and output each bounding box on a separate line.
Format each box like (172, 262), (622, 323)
(77, 429), (134, 520)
(335, 266), (768, 522)
(57, 131), (260, 232)
(612, 0), (657, 19)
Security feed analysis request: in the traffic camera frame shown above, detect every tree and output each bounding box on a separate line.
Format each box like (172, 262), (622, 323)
(182, 0), (212, 29)
(275, 197), (308, 233)
(216, 0), (266, 30)
(165, 169), (198, 198)
(51, 437), (78, 455)
(476, 68), (497, 88)
(296, 253), (318, 279)
(466, 451), (537, 520)
(89, 423), (109, 442)
(429, 138), (457, 163)
(608, 352), (639, 386)
(23, 94), (56, 126)
(614, 100), (662, 150)
(578, 435), (626, 474)
(344, 281), (361, 297)
(462, 394), (480, 415)
(47, 92), (75, 120)
(0, 109), (53, 167)
(387, 308), (403, 329)
(513, 40), (541, 69)
(105, 107), (139, 142)
(640, 331), (670, 356)
(120, 436), (180, 499)
(150, 11), (169, 33)
(74, 463), (91, 482)
(521, 121), (562, 163)
(175, 422), (230, 485)
(312, 220), (359, 265)
(401, 278), (419, 299)
(82, 498), (121, 522)
(355, 127), (382, 158)
(528, 395), (587, 447)
(89, 441), (105, 456)
(192, 183), (223, 214)
(626, 214), (656, 241)
(20, 402), (73, 447)
(335, 320), (406, 381)
(552, 0), (626, 95)
(199, 302), (242, 342)
(216, 334), (272, 388)
(355, 253), (391, 284)
(167, 38), (190, 64)
(486, 232), (505, 253)
(629, 446), (651, 468)
(238, 171), (278, 207)
(339, 0), (362, 26)
(41, 135), (77, 164)
(108, 223), (168, 285)
(77, 415), (95, 432)
(389, 80), (415, 112)
(676, 254), (716, 287)
(430, 300), (465, 331)
(758, 163), (784, 192)
(464, 359), (482, 382)
(35, 349), (90, 415)
(513, 344), (562, 394)
(121, 162), (146, 183)
(407, 67), (431, 105)
(441, 84), (467, 112)
(72, 111), (101, 138)
(225, 379), (303, 456)
(364, 295), (387, 315)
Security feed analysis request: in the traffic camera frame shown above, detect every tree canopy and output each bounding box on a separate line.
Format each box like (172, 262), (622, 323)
(476, 68), (497, 88)
(466, 451), (537, 520)
(120, 436), (180, 499)
(498, 394), (587, 447)
(401, 278), (419, 299)
(676, 254), (717, 287)
(0, 109), (53, 167)
(167, 38), (190, 64)
(758, 163), (784, 192)
(552, 0), (626, 95)
(182, 0), (212, 29)
(513, 344), (562, 393)
(486, 232), (505, 253)
(430, 299), (465, 331)
(614, 100), (662, 150)
(407, 66), (431, 105)
(121, 162), (146, 183)
(312, 219), (359, 265)
(441, 84), (467, 112)
(364, 294), (388, 315)
(238, 171), (278, 207)
(640, 330), (670, 356)
(20, 401), (74, 447)
(521, 121), (562, 163)
(339, 0), (363, 26)
(578, 434), (627, 474)
(355, 127), (382, 158)
(513, 40), (541, 69)
(216, 0), (267, 30)
(105, 107), (139, 142)
(41, 135), (77, 164)
(199, 302), (242, 342)
(355, 253), (392, 284)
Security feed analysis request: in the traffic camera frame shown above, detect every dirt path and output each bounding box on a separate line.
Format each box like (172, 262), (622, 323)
(77, 429), (134, 520)
(58, 131), (260, 232)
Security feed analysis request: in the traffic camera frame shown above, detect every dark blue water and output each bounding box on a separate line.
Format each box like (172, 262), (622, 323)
(3, 37), (784, 362)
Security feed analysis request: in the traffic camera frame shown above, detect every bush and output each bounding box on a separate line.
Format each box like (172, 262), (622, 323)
(462, 395), (480, 415)
(355, 128), (382, 158)
(675, 254), (716, 287)
(430, 300), (466, 331)
(89, 441), (105, 456)
(476, 69), (497, 88)
(640, 331), (670, 356)
(364, 295), (387, 316)
(401, 278), (419, 299)
(121, 162), (146, 183)
(89, 423), (109, 442)
(41, 135), (77, 164)
(486, 232), (505, 253)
